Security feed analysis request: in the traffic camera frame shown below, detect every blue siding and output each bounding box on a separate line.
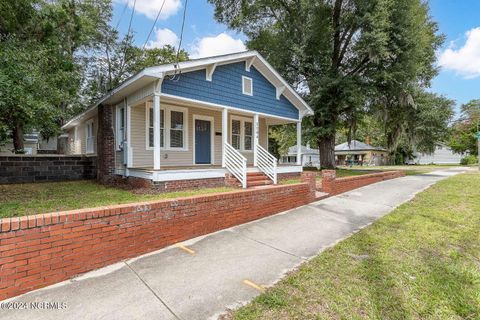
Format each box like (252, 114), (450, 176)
(161, 62), (299, 120)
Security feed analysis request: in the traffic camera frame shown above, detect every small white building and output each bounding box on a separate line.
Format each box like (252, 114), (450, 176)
(280, 144), (320, 168)
(413, 143), (463, 165)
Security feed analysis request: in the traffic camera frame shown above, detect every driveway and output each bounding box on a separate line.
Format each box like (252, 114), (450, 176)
(0, 168), (466, 320)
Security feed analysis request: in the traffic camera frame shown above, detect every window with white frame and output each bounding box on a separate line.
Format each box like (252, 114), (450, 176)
(170, 111), (184, 148)
(231, 119), (241, 150)
(231, 117), (253, 151)
(244, 121), (252, 151)
(242, 76), (253, 96)
(86, 120), (94, 154)
(116, 105), (125, 150)
(147, 105), (185, 150)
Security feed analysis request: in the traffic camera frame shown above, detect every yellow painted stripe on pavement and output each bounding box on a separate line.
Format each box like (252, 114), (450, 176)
(175, 243), (195, 255)
(243, 279), (266, 293)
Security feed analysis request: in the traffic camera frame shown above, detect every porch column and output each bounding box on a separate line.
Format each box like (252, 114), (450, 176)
(253, 113), (259, 166)
(222, 108), (228, 167)
(296, 120), (302, 165)
(126, 104), (133, 169)
(153, 94), (161, 170)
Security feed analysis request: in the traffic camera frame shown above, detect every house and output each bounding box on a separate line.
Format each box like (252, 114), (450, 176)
(62, 51), (313, 189)
(335, 140), (388, 166)
(280, 144), (320, 168)
(0, 131), (60, 156)
(413, 143), (463, 165)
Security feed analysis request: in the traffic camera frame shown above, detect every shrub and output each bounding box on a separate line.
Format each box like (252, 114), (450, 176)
(460, 155), (478, 165)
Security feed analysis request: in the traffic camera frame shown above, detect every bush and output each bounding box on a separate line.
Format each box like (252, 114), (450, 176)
(460, 155), (478, 165)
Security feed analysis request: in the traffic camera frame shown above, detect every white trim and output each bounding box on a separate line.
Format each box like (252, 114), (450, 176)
(245, 56), (255, 72)
(222, 108), (228, 167)
(253, 114), (259, 166)
(153, 94), (161, 170)
(242, 76), (253, 96)
(276, 86), (285, 100)
(230, 115), (253, 153)
(160, 93), (298, 123)
(146, 104), (188, 151)
(192, 114), (215, 165)
(296, 121), (302, 165)
(206, 63), (217, 81)
(126, 105), (133, 167)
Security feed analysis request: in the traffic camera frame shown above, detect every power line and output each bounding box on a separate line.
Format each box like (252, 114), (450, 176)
(126, 0), (137, 38)
(169, 0), (188, 81)
(142, 0), (168, 50)
(114, 0), (130, 30)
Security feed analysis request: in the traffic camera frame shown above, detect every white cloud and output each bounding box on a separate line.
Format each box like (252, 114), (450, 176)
(438, 27), (480, 79)
(146, 28), (179, 49)
(118, 0), (181, 20)
(190, 33), (246, 58)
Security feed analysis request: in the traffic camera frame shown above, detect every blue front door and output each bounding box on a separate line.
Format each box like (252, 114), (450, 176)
(195, 119), (211, 164)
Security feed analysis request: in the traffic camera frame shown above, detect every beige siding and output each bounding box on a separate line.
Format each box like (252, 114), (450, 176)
(128, 101), (271, 168)
(65, 114), (98, 155)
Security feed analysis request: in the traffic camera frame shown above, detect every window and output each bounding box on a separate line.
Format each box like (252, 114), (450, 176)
(242, 76), (253, 96)
(148, 108), (165, 148)
(116, 106), (125, 150)
(244, 121), (252, 151)
(147, 105), (186, 150)
(231, 119), (241, 150)
(170, 110), (184, 148)
(86, 120), (94, 154)
(231, 117), (254, 152)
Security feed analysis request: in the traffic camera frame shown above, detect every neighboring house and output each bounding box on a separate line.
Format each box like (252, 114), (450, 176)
(0, 132), (59, 156)
(62, 51), (313, 188)
(280, 144), (320, 168)
(335, 140), (388, 166)
(413, 143), (463, 165)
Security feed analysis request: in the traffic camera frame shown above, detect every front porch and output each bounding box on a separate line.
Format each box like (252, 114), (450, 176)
(118, 93), (304, 188)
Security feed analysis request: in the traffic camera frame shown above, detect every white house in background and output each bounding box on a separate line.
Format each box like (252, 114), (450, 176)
(280, 144), (320, 168)
(413, 143), (463, 165)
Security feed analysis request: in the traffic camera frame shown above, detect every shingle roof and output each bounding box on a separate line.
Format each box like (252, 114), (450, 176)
(335, 140), (386, 152)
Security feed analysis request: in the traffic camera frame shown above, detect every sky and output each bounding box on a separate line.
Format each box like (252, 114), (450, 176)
(112, 0), (480, 114)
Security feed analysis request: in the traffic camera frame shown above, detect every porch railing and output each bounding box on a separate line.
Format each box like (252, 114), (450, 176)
(256, 144), (277, 184)
(224, 142), (247, 188)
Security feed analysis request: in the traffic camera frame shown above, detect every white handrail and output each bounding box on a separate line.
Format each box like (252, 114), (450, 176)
(256, 144), (277, 184)
(224, 142), (247, 188)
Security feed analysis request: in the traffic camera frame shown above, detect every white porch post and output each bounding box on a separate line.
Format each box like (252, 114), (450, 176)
(296, 120), (302, 165)
(253, 113), (259, 166)
(153, 94), (161, 170)
(126, 104), (132, 169)
(222, 108), (228, 167)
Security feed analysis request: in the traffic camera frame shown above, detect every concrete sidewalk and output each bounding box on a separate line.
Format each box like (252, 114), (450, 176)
(0, 168), (466, 320)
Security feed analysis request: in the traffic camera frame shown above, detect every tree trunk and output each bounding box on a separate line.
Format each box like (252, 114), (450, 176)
(12, 120), (24, 152)
(318, 134), (336, 168)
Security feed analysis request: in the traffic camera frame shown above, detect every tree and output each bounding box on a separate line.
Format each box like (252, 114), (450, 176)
(449, 99), (480, 156)
(0, 0), (109, 152)
(208, 0), (442, 168)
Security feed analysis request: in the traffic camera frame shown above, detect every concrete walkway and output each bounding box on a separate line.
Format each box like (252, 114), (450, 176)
(0, 168), (466, 320)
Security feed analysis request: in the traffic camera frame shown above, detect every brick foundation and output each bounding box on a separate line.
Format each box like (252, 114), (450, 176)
(0, 155), (96, 184)
(320, 170), (405, 195)
(0, 173), (316, 300)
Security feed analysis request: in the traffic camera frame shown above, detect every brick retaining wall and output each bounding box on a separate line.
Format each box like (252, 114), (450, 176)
(0, 155), (97, 184)
(320, 170), (405, 195)
(0, 173), (316, 300)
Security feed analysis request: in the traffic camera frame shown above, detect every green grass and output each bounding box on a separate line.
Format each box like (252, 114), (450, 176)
(279, 178), (302, 185)
(0, 181), (235, 218)
(232, 172), (480, 320)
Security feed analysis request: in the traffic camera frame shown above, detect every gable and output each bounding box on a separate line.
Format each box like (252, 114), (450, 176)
(161, 62), (300, 120)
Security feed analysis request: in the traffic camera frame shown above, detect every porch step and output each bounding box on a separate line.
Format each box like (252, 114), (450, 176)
(247, 172), (272, 188)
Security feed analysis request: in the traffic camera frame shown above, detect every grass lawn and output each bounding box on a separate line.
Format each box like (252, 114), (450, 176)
(0, 181), (235, 218)
(231, 172), (480, 320)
